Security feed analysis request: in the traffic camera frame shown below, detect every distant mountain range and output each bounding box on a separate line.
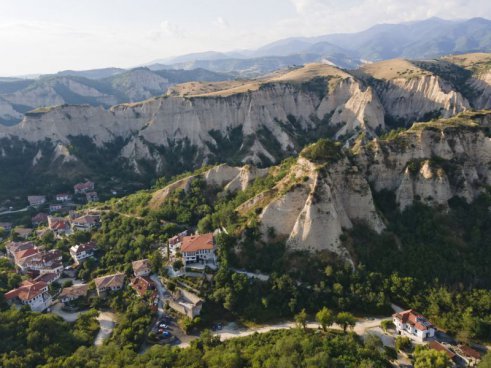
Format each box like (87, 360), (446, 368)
(146, 17), (491, 75)
(1, 17), (491, 126)
(0, 68), (233, 125)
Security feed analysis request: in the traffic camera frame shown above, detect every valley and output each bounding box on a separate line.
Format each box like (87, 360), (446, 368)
(1, 13), (491, 367)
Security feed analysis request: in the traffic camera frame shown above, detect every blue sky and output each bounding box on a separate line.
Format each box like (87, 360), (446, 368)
(1, 0), (491, 76)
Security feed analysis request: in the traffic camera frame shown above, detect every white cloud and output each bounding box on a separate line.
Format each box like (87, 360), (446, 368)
(214, 16), (229, 29)
(160, 20), (185, 38)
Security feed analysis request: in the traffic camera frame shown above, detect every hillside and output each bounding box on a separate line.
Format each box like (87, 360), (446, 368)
(1, 55), (491, 200)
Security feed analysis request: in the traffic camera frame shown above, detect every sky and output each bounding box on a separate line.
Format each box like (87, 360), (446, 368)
(1, 0), (491, 76)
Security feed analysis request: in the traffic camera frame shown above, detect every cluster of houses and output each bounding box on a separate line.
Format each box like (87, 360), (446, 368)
(27, 180), (98, 211)
(3, 240), (97, 312)
(6, 241), (63, 277)
(393, 309), (483, 366)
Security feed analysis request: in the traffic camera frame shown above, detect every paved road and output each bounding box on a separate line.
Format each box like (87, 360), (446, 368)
(150, 274), (169, 317)
(50, 302), (82, 322)
(0, 207), (29, 216)
(94, 311), (117, 346)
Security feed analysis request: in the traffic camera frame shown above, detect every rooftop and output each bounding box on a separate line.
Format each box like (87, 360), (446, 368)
(94, 273), (125, 290)
(181, 233), (214, 253)
(5, 280), (48, 302)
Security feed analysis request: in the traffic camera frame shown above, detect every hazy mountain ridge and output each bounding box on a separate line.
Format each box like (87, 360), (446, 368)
(145, 17), (491, 77)
(0, 68), (234, 125)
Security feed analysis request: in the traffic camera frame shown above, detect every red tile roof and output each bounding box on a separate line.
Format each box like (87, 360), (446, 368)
(72, 241), (97, 255)
(429, 341), (456, 359)
(14, 247), (39, 260)
(5, 280), (48, 302)
(393, 309), (433, 331)
(181, 233), (214, 253)
(130, 276), (155, 297)
(460, 345), (481, 359)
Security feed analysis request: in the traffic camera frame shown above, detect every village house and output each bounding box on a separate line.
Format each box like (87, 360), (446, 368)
(16, 249), (63, 275)
(49, 204), (63, 213)
(59, 284), (89, 303)
(168, 288), (203, 318)
(132, 259), (151, 277)
(32, 213), (49, 227)
(6, 241), (37, 260)
(393, 309), (436, 341)
(48, 216), (71, 235)
(4, 280), (52, 312)
(27, 195), (46, 207)
(13, 227), (34, 239)
(85, 191), (99, 203)
(69, 241), (97, 264)
(181, 233), (216, 265)
(74, 181), (95, 194)
(71, 214), (100, 231)
(33, 272), (60, 284)
(94, 273), (125, 296)
(56, 193), (72, 202)
(130, 276), (156, 298)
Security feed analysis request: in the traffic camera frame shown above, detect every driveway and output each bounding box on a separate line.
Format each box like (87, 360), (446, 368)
(50, 302), (82, 322)
(150, 274), (169, 317)
(94, 311), (117, 346)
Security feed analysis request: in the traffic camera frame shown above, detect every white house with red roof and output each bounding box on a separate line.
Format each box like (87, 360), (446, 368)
(4, 280), (52, 312)
(48, 216), (71, 235)
(70, 241), (97, 263)
(181, 233), (215, 265)
(393, 309), (435, 341)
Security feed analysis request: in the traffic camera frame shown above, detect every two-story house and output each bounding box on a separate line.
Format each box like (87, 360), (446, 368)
(94, 273), (125, 296)
(393, 309), (436, 341)
(69, 241), (97, 264)
(181, 233), (215, 265)
(59, 284), (89, 303)
(4, 280), (52, 312)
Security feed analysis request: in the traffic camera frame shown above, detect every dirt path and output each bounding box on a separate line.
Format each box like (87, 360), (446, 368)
(178, 316), (391, 348)
(94, 311), (117, 346)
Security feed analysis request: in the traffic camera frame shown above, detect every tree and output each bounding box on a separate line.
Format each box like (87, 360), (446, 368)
(413, 346), (450, 368)
(172, 259), (183, 270)
(479, 352), (491, 368)
(335, 312), (356, 332)
(316, 307), (333, 331)
(380, 320), (394, 332)
(149, 250), (163, 274)
(364, 334), (383, 351)
(395, 336), (412, 352)
(295, 309), (308, 330)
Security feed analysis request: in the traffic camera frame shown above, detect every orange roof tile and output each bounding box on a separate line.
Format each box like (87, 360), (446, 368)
(181, 233), (214, 252)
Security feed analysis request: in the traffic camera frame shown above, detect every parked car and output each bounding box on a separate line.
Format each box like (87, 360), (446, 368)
(159, 323), (169, 329)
